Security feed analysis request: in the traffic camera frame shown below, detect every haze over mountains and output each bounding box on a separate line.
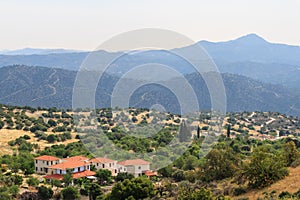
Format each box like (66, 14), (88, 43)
(1, 34), (300, 115)
(1, 34), (300, 88)
(0, 48), (82, 55)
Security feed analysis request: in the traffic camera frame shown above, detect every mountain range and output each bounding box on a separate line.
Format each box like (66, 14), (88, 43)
(1, 34), (300, 115)
(0, 48), (82, 55)
(1, 34), (300, 89)
(0, 65), (299, 116)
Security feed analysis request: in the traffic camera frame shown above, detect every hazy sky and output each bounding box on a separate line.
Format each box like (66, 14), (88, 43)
(1, 0), (300, 50)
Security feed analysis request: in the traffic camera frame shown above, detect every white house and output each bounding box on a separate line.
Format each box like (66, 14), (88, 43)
(34, 155), (61, 174)
(117, 159), (150, 177)
(90, 157), (118, 176)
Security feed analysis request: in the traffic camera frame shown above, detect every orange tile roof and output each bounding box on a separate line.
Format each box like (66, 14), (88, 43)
(49, 161), (90, 170)
(118, 159), (150, 166)
(72, 170), (96, 179)
(90, 157), (116, 163)
(34, 155), (60, 161)
(143, 170), (157, 177)
(63, 156), (89, 162)
(44, 170), (96, 180)
(44, 174), (63, 180)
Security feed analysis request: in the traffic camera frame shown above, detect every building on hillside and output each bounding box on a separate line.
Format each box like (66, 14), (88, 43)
(90, 157), (118, 176)
(34, 155), (95, 181)
(117, 159), (151, 177)
(34, 155), (61, 174)
(34, 155), (155, 180)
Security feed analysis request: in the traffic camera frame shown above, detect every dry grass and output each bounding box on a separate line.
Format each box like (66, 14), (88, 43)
(238, 166), (300, 200)
(0, 129), (79, 155)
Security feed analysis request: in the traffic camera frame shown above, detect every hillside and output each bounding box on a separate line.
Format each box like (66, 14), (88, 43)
(1, 34), (300, 89)
(238, 166), (300, 200)
(0, 65), (300, 116)
(0, 105), (300, 199)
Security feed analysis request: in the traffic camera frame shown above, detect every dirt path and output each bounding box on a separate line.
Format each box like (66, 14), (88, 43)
(32, 69), (59, 102)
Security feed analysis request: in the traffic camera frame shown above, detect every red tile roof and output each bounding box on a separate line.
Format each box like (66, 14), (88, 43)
(44, 174), (63, 180)
(73, 170), (96, 179)
(34, 155), (60, 161)
(44, 170), (96, 180)
(63, 156), (89, 162)
(49, 161), (90, 170)
(118, 159), (150, 166)
(90, 157), (116, 163)
(143, 170), (157, 177)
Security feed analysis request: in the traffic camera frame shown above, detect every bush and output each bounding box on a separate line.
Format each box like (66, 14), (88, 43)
(26, 177), (39, 187)
(110, 177), (154, 200)
(291, 158), (300, 168)
(245, 147), (288, 189)
(233, 187), (247, 196)
(61, 186), (80, 200)
(37, 186), (53, 200)
(46, 134), (56, 143)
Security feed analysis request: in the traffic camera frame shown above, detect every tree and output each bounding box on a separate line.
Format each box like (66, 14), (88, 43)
(63, 173), (73, 186)
(26, 176), (39, 187)
(282, 141), (299, 166)
(197, 125), (201, 139)
(47, 119), (57, 127)
(178, 120), (192, 142)
(96, 169), (112, 185)
(50, 179), (62, 188)
(226, 124), (231, 138)
(178, 183), (213, 200)
(12, 175), (23, 185)
(9, 185), (19, 197)
(37, 186), (53, 200)
(110, 177), (155, 200)
(115, 172), (134, 182)
(46, 134), (56, 143)
(61, 186), (80, 200)
(245, 147), (288, 188)
(89, 183), (103, 200)
(202, 148), (239, 182)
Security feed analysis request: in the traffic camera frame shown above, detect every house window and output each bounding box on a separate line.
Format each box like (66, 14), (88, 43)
(35, 160), (38, 164)
(35, 167), (38, 171)
(40, 168), (43, 171)
(47, 161), (49, 165)
(97, 163), (99, 167)
(102, 164), (105, 168)
(138, 166), (141, 170)
(109, 163), (111, 167)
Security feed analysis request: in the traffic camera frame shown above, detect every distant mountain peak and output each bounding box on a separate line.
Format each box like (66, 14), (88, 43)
(233, 33), (268, 45)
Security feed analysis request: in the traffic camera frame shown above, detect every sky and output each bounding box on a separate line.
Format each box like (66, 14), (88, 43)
(0, 0), (300, 50)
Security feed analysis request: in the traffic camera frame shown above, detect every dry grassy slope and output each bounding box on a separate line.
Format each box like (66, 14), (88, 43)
(0, 129), (79, 155)
(237, 166), (300, 200)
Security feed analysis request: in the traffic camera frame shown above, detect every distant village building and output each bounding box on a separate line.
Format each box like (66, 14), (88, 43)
(34, 155), (154, 180)
(35, 155), (95, 180)
(34, 155), (60, 174)
(90, 157), (118, 176)
(117, 159), (151, 177)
